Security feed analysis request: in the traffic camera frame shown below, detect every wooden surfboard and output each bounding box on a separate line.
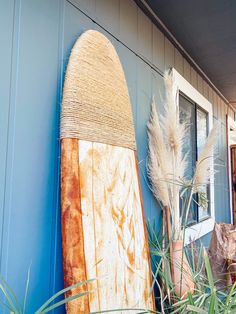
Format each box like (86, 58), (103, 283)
(61, 30), (155, 313)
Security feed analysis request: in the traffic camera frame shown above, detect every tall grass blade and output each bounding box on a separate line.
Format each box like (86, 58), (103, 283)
(23, 266), (31, 314)
(0, 282), (19, 313)
(203, 250), (219, 314)
(0, 297), (15, 312)
(223, 282), (236, 313)
(0, 275), (22, 313)
(186, 305), (207, 314)
(35, 278), (95, 313)
(38, 291), (90, 313)
(208, 294), (216, 314)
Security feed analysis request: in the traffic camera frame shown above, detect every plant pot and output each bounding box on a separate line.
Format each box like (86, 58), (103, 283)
(172, 240), (195, 298)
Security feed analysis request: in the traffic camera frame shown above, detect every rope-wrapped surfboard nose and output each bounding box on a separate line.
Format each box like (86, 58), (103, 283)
(61, 29), (136, 150)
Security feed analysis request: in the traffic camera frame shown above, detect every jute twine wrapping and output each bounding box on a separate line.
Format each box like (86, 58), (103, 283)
(61, 30), (136, 150)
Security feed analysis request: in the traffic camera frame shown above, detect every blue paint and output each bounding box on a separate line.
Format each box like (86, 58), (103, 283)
(0, 0), (231, 313)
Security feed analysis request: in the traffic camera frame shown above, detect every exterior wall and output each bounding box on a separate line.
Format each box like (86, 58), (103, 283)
(0, 0), (233, 312)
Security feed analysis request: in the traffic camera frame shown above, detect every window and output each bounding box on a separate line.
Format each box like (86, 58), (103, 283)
(179, 94), (210, 225)
(172, 69), (215, 244)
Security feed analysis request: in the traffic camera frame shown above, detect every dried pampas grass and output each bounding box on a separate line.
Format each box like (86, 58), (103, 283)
(147, 71), (187, 238)
(163, 72), (187, 233)
(147, 98), (172, 208)
(163, 72), (187, 181)
(193, 124), (219, 193)
(147, 69), (218, 240)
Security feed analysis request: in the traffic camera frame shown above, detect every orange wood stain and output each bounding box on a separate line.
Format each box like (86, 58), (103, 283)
(79, 141), (155, 312)
(61, 138), (90, 314)
(62, 139), (155, 313)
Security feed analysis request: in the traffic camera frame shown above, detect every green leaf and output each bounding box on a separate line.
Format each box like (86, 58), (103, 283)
(35, 278), (95, 313)
(149, 258), (162, 295)
(223, 282), (236, 313)
(208, 294), (216, 314)
(0, 275), (22, 313)
(23, 266), (31, 314)
(186, 305), (207, 314)
(203, 250), (214, 289)
(0, 282), (19, 313)
(187, 292), (194, 306)
(38, 291), (90, 313)
(203, 250), (219, 314)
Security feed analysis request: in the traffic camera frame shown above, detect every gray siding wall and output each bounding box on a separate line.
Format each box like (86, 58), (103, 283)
(69, 0), (231, 223)
(0, 0), (233, 312)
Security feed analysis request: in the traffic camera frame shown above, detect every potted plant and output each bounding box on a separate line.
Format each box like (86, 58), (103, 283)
(147, 69), (218, 298)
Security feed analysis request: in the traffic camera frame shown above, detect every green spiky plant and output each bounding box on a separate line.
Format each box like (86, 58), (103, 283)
(0, 272), (94, 314)
(147, 220), (236, 314)
(0, 272), (155, 314)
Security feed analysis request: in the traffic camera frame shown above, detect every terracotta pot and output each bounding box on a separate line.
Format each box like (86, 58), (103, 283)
(171, 240), (195, 298)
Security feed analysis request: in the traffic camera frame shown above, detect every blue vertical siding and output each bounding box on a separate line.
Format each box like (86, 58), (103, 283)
(0, 0), (15, 270)
(0, 0), (63, 311)
(0, 0), (231, 312)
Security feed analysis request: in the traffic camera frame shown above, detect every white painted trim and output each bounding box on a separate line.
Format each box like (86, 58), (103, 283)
(172, 68), (215, 243)
(227, 116), (236, 224)
(185, 218), (215, 245)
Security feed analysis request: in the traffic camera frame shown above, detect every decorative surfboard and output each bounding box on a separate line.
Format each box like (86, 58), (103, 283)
(61, 30), (155, 313)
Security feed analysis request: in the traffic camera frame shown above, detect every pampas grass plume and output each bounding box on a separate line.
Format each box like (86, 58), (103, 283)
(147, 97), (171, 208)
(193, 123), (219, 193)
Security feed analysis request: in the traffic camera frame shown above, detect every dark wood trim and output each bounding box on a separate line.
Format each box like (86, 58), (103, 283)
(61, 138), (90, 313)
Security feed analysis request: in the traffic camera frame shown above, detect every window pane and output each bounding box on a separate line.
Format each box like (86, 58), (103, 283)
(179, 95), (197, 224)
(197, 108), (210, 220)
(179, 95), (196, 179)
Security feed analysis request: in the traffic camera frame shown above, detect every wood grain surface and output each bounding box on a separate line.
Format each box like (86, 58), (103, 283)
(61, 138), (90, 314)
(61, 138), (154, 313)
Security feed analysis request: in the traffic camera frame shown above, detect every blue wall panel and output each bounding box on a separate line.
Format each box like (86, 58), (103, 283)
(0, 0), (15, 272)
(0, 0), (63, 312)
(0, 0), (231, 313)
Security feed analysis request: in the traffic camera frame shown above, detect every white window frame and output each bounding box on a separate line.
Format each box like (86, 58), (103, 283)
(172, 68), (215, 245)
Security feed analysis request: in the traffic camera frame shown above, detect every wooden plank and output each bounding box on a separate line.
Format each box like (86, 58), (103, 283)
(197, 74), (203, 94)
(138, 8), (152, 61)
(152, 25), (165, 72)
(95, 0), (119, 35)
(79, 140), (100, 311)
(164, 37), (174, 70)
(117, 43), (138, 129)
(183, 59), (191, 82)
(61, 138), (89, 313)
(120, 0), (138, 51)
(208, 87), (213, 105)
(213, 91), (218, 119)
(71, 0), (96, 16)
(174, 48), (184, 75)
(203, 80), (209, 100)
(78, 140), (154, 312)
(190, 67), (197, 89)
